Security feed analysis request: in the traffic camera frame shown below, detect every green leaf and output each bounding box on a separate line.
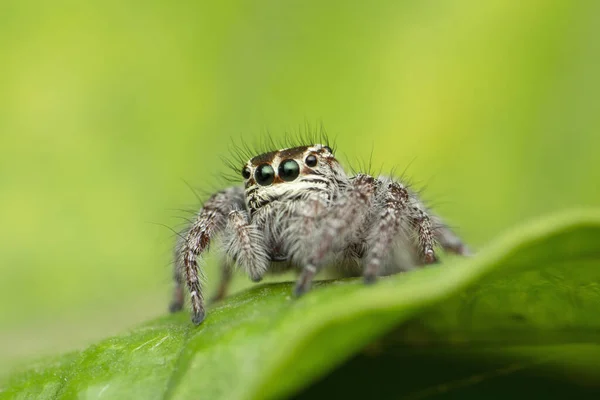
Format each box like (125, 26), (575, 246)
(2, 210), (600, 400)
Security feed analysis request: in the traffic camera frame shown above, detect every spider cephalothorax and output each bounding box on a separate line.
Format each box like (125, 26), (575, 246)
(170, 143), (470, 325)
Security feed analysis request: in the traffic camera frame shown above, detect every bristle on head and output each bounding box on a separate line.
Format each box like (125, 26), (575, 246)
(223, 122), (336, 180)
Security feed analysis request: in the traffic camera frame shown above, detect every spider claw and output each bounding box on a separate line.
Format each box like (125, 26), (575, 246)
(192, 310), (206, 325)
(293, 283), (308, 298)
(424, 250), (438, 264)
(293, 278), (313, 297)
(169, 285), (185, 313)
(169, 301), (183, 313)
(458, 245), (473, 256)
(294, 264), (316, 297)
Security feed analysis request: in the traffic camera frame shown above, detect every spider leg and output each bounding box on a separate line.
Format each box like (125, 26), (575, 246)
(294, 263), (317, 297)
(294, 174), (378, 296)
(363, 179), (438, 278)
(363, 179), (472, 282)
(172, 187), (244, 325)
(223, 210), (269, 283)
(363, 180), (409, 283)
(210, 258), (234, 303)
(169, 264), (185, 312)
(404, 193), (472, 257)
(431, 215), (472, 256)
(410, 204), (438, 264)
(404, 185), (474, 264)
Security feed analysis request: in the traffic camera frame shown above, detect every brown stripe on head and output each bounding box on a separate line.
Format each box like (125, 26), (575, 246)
(249, 145), (334, 164)
(249, 145), (314, 166)
(276, 145), (311, 161)
(250, 150), (278, 166)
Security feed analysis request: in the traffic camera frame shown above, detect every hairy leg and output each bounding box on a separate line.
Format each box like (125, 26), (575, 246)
(400, 190), (471, 257)
(363, 180), (408, 283)
(173, 186), (244, 325)
(431, 215), (472, 256)
(210, 258), (234, 303)
(223, 210), (269, 283)
(169, 258), (185, 312)
(363, 179), (442, 284)
(410, 205), (437, 264)
(294, 174), (378, 296)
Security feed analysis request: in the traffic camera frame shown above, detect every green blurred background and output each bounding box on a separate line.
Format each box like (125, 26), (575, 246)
(1, 0), (598, 371)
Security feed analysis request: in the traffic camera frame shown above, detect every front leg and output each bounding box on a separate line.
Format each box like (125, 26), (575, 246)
(223, 210), (269, 283)
(294, 174), (378, 296)
(172, 187), (244, 325)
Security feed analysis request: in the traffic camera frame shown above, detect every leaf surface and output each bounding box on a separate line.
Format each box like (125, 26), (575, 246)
(2, 211), (599, 400)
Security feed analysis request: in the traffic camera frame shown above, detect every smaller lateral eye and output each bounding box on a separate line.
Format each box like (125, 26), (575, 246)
(242, 167), (251, 179)
(323, 145), (333, 153)
(305, 154), (318, 167)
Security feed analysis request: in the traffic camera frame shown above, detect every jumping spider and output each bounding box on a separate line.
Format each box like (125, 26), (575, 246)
(170, 143), (470, 325)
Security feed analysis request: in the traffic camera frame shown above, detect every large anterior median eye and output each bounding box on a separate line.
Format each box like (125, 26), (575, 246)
(278, 159), (300, 181)
(255, 164), (275, 186)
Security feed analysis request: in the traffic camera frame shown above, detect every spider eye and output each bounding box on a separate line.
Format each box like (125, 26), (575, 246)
(255, 164), (275, 186)
(242, 167), (251, 179)
(305, 154), (318, 167)
(278, 159), (300, 182)
(323, 145), (333, 153)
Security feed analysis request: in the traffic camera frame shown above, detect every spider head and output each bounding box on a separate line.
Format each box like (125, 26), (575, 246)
(242, 144), (345, 213)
